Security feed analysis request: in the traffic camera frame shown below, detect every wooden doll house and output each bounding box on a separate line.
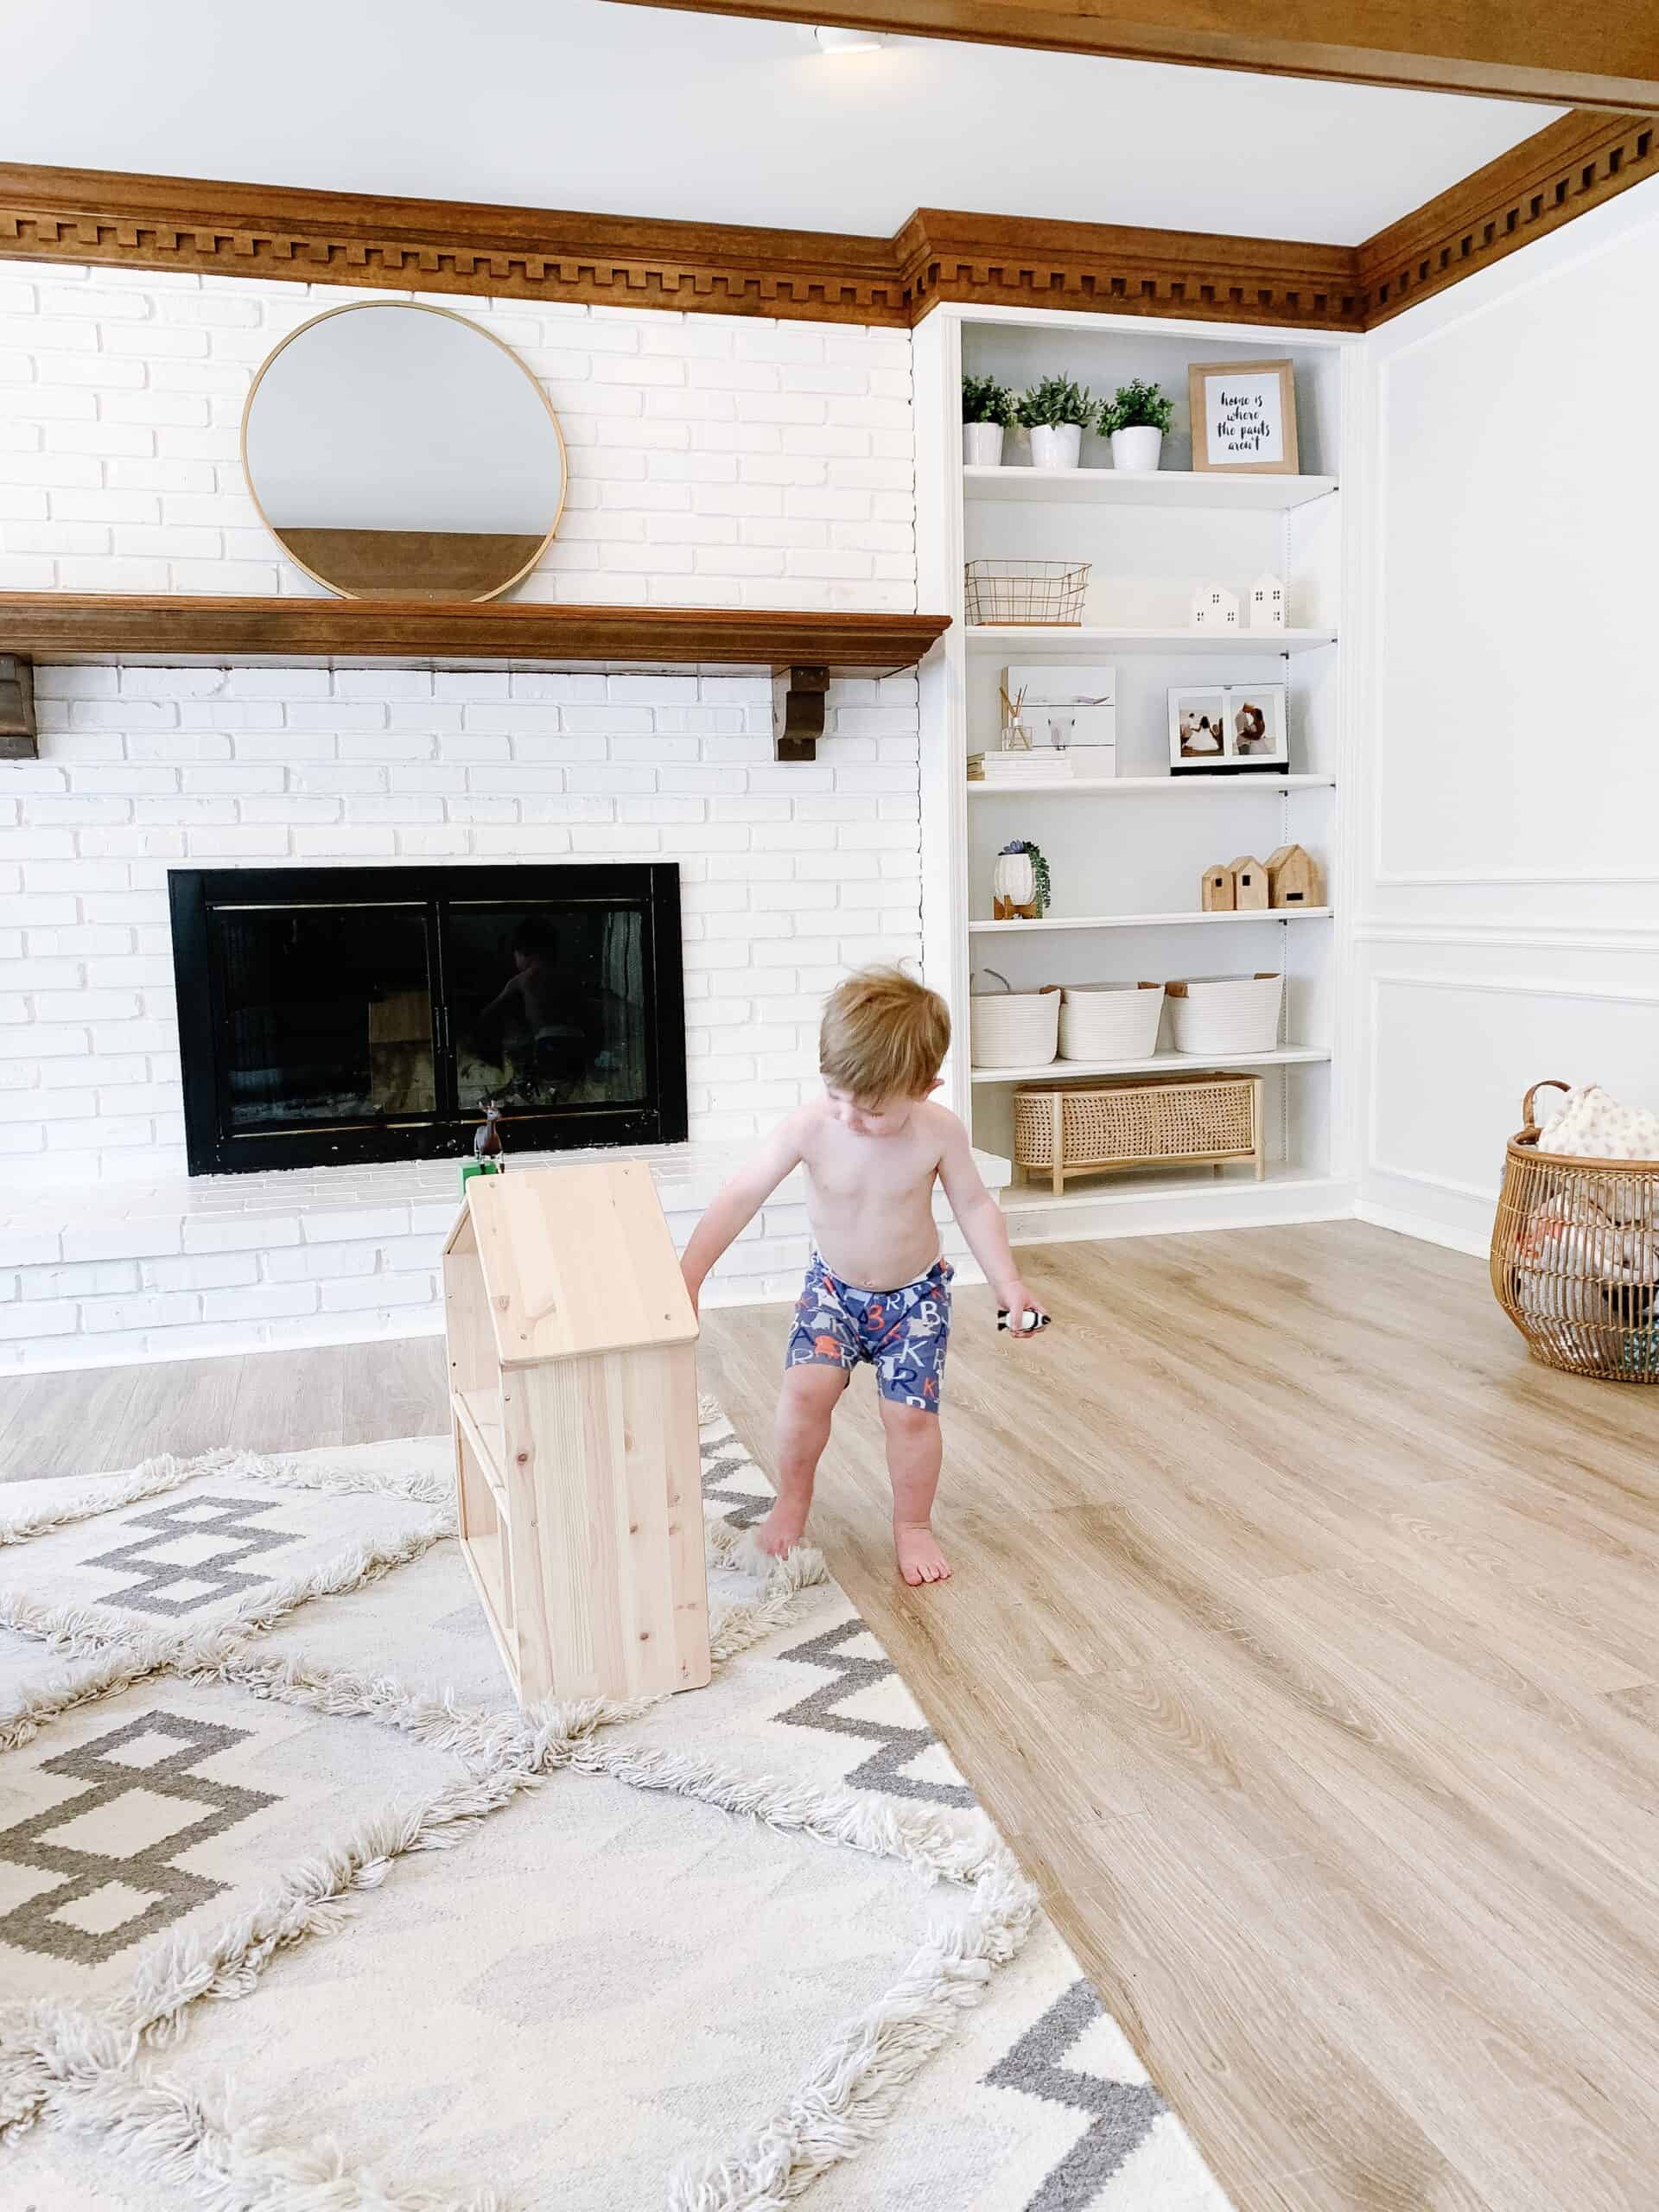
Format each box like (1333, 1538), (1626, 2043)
(442, 1160), (709, 1707)
(1266, 842), (1324, 906)
(1230, 855), (1271, 910)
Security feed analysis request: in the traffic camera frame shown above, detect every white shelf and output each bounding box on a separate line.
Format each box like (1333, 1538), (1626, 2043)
(967, 773), (1335, 798)
(963, 467), (1339, 512)
(969, 906), (1332, 934)
(966, 626), (1335, 657)
(969, 1045), (1331, 1085)
(1003, 1164), (1342, 1216)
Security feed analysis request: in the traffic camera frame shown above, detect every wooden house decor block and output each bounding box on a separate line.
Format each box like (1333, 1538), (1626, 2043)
(1266, 842), (1324, 906)
(1230, 855), (1271, 910)
(442, 1160), (709, 1708)
(1200, 862), (1237, 911)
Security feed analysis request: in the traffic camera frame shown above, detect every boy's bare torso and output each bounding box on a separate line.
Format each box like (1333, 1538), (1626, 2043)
(797, 1099), (947, 1290)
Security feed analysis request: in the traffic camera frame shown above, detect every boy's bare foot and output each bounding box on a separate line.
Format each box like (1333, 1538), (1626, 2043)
(894, 1522), (950, 1586)
(756, 1496), (811, 1557)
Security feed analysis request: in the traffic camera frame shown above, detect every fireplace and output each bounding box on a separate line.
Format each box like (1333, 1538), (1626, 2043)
(168, 864), (687, 1174)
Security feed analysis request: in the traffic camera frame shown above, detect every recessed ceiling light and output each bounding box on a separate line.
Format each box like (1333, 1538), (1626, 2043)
(812, 24), (889, 52)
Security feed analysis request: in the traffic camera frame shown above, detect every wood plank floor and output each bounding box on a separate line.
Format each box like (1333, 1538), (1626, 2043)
(3, 1222), (1656, 2210)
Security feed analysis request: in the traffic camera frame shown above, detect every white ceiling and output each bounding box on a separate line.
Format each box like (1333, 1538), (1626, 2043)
(10, 0), (1561, 245)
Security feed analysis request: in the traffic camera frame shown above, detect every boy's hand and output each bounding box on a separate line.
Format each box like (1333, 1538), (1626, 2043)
(996, 1284), (1049, 1339)
(681, 1262), (702, 1316)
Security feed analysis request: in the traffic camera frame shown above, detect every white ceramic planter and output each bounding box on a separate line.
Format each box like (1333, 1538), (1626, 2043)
(963, 422), (1006, 467)
(1028, 423), (1084, 470)
(1109, 425), (1163, 474)
(993, 851), (1037, 907)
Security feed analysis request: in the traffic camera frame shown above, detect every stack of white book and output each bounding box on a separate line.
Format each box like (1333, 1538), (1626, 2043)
(978, 748), (1073, 781)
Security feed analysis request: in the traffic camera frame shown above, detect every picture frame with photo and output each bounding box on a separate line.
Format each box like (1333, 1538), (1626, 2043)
(1168, 683), (1288, 774)
(1169, 687), (1230, 766)
(1187, 359), (1299, 476)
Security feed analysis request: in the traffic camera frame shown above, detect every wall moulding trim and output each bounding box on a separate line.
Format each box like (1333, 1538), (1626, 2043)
(1371, 969), (1659, 1010)
(1357, 924), (1659, 951)
(0, 123), (1650, 339)
(893, 207), (1363, 329)
(1357, 110), (1659, 326)
(0, 161), (1353, 335)
(0, 162), (912, 327)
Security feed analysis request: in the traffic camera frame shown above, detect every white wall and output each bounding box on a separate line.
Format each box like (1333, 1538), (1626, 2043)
(0, 261), (914, 608)
(1354, 181), (1659, 1254)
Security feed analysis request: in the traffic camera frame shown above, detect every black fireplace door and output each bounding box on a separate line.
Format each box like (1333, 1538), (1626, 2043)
(169, 865), (686, 1173)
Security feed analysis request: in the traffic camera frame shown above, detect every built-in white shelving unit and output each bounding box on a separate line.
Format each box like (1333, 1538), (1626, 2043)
(913, 308), (1358, 1241)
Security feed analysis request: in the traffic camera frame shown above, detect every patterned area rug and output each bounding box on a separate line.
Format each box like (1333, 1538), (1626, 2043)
(0, 1408), (1230, 2212)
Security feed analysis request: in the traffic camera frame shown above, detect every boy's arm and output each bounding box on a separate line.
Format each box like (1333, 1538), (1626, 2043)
(680, 1111), (809, 1311)
(935, 1112), (1043, 1330)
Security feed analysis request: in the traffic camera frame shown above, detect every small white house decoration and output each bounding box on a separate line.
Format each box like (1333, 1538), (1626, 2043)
(1191, 584), (1240, 631)
(1249, 573), (1286, 630)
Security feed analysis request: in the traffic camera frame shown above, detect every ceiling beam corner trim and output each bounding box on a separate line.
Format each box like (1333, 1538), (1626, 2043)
(612, 0), (1659, 111)
(1357, 109), (1659, 324)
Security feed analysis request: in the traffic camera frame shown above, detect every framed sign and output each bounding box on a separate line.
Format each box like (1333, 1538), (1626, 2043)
(1188, 359), (1299, 475)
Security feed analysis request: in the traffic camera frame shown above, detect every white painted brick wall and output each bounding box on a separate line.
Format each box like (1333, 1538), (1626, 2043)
(3, 659), (923, 1187)
(0, 257), (933, 1370)
(0, 260), (915, 613)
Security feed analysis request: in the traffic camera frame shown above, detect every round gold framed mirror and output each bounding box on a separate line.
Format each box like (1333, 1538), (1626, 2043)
(241, 301), (566, 602)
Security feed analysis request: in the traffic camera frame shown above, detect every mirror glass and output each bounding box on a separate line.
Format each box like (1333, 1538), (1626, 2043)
(243, 302), (565, 601)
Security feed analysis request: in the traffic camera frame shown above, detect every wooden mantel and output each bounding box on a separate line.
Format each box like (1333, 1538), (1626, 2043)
(0, 594), (950, 763)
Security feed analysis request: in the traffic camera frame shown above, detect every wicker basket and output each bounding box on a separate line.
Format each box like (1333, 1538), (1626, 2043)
(964, 559), (1090, 626)
(1058, 982), (1165, 1062)
(1165, 972), (1283, 1056)
(1014, 1071), (1264, 1192)
(1491, 1079), (1659, 1382)
(969, 971), (1059, 1069)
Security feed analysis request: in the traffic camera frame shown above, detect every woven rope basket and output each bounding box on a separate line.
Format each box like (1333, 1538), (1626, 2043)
(1491, 1079), (1659, 1383)
(1014, 1071), (1263, 1192)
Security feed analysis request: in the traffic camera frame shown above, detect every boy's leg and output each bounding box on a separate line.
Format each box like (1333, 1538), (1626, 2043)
(880, 1400), (950, 1586)
(762, 1362), (847, 1557)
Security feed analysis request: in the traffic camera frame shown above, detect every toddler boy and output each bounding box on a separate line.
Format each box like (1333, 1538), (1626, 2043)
(679, 968), (1044, 1586)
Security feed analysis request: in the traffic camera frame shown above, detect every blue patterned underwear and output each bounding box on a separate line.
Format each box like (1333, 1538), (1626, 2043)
(785, 1249), (953, 1414)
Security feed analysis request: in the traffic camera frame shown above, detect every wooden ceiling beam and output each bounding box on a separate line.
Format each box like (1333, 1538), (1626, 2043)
(614, 0), (1659, 111)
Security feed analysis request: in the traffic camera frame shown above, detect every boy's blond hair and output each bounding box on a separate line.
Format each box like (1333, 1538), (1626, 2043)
(819, 966), (950, 1103)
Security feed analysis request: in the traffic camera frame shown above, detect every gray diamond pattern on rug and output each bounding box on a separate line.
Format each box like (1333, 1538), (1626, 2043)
(987, 1980), (1166, 2210)
(0, 1708), (275, 1965)
(79, 1494), (302, 1615)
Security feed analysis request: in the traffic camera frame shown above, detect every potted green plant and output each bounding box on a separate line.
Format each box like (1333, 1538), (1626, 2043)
(1097, 378), (1174, 474)
(961, 374), (1015, 467)
(1014, 375), (1094, 470)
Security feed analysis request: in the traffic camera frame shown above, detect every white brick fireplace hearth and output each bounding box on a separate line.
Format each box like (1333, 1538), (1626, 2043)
(0, 261), (982, 1373)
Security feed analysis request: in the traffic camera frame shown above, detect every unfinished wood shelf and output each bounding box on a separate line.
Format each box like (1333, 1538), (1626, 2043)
(442, 1160), (709, 1708)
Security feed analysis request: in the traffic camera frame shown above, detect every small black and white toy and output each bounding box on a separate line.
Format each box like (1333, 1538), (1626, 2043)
(996, 1305), (1051, 1335)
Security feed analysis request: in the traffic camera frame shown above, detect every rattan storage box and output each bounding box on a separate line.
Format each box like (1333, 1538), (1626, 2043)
(1013, 1071), (1265, 1192)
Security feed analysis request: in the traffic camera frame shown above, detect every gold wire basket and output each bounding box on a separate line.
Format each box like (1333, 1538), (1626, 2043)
(965, 559), (1090, 626)
(1491, 1079), (1659, 1382)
